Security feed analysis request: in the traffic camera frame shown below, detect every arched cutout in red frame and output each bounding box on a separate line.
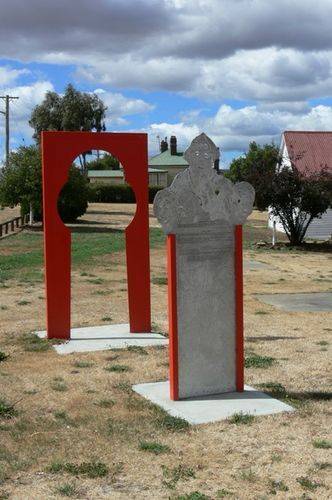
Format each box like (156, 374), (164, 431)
(42, 131), (151, 339)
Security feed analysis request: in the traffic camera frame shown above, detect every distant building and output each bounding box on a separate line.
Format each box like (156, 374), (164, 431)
(149, 136), (188, 185)
(269, 131), (332, 240)
(88, 168), (168, 187)
(88, 134), (222, 189)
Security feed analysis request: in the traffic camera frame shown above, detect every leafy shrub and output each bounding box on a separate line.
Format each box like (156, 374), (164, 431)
(57, 166), (89, 223)
(88, 183), (163, 203)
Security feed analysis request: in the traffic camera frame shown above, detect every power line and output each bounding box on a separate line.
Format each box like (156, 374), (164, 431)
(0, 95), (19, 167)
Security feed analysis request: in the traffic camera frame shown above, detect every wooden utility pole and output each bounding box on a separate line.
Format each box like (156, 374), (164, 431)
(0, 95), (19, 167)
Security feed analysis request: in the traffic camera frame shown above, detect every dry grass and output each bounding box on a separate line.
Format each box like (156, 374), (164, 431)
(0, 203), (331, 499)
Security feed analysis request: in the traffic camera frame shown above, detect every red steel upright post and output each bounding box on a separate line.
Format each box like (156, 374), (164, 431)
(42, 133), (71, 340)
(235, 224), (244, 391)
(167, 234), (179, 400)
(42, 131), (151, 339)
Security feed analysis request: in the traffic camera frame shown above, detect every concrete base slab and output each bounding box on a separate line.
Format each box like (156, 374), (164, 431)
(132, 381), (293, 424)
(36, 323), (168, 354)
(257, 292), (332, 312)
(244, 260), (273, 271)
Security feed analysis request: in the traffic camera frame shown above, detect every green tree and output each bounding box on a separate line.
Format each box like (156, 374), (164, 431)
(0, 145), (89, 223)
(87, 153), (120, 171)
(227, 142), (280, 210)
(270, 165), (332, 245)
(0, 145), (42, 219)
(29, 84), (107, 173)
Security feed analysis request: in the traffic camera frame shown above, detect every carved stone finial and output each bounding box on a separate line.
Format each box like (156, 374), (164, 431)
(154, 133), (255, 233)
(183, 132), (219, 170)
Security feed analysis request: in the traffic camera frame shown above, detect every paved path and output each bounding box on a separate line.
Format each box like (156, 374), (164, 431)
(257, 292), (332, 312)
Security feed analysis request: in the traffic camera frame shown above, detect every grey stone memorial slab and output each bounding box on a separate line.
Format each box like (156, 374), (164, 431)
(257, 292), (332, 312)
(36, 323), (168, 354)
(132, 381), (294, 424)
(154, 133), (255, 399)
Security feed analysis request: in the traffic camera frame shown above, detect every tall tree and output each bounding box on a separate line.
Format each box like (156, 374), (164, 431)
(29, 84), (107, 173)
(87, 153), (120, 171)
(227, 142), (280, 210)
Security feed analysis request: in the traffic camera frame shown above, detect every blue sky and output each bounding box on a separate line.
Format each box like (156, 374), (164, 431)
(1, 0), (332, 167)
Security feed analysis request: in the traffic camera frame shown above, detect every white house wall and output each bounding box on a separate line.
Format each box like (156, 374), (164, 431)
(305, 209), (332, 240)
(268, 208), (332, 240)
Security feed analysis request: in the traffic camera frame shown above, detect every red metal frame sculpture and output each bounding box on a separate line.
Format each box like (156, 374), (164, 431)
(42, 131), (151, 339)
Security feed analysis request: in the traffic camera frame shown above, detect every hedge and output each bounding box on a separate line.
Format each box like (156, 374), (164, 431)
(88, 184), (163, 204)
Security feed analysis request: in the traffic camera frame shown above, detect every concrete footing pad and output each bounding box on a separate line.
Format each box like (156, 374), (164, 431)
(36, 323), (168, 354)
(257, 292), (332, 312)
(244, 260), (274, 271)
(132, 381), (293, 424)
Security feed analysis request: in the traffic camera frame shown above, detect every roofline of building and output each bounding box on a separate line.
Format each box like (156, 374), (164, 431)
(284, 130), (332, 134)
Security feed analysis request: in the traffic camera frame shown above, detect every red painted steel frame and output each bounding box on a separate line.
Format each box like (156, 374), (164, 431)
(235, 224), (244, 391)
(42, 131), (151, 339)
(167, 234), (179, 400)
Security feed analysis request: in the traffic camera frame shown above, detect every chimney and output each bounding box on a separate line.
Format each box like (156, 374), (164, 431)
(160, 137), (168, 153)
(170, 135), (177, 155)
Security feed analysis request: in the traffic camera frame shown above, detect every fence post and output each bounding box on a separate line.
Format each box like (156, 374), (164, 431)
(272, 220), (277, 247)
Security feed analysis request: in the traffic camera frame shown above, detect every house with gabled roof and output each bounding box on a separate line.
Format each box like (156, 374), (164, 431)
(88, 167), (168, 187)
(149, 135), (188, 185)
(269, 131), (332, 240)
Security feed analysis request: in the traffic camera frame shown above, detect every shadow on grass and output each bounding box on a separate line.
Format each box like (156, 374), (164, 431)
(247, 335), (305, 343)
(259, 382), (331, 406)
(88, 210), (136, 217)
(68, 226), (123, 234)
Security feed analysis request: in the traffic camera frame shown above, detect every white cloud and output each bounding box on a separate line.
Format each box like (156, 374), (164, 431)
(73, 47), (332, 105)
(0, 67), (29, 86)
(0, 80), (54, 152)
(146, 104), (332, 157)
(94, 89), (154, 126)
(0, 80), (154, 152)
(1, 0), (332, 160)
(1, 1), (332, 104)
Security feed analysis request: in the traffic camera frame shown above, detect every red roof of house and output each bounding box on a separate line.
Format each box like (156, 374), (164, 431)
(283, 131), (332, 173)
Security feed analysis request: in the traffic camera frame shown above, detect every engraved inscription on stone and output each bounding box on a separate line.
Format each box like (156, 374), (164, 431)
(177, 221), (236, 397)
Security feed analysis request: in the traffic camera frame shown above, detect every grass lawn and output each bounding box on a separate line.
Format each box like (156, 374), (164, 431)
(0, 204), (331, 499)
(0, 227), (165, 283)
